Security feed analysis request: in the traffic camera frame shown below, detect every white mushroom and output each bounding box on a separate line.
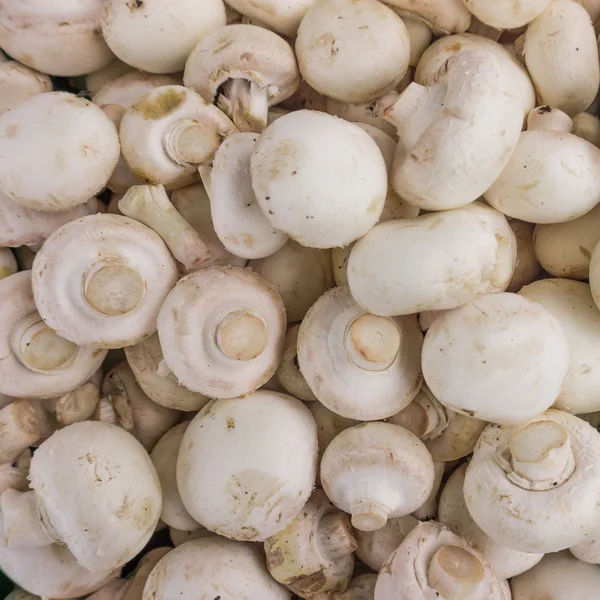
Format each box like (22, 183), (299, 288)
(379, 0), (471, 35)
(31, 214), (179, 349)
(464, 410), (600, 553)
(169, 526), (216, 547)
(101, 0), (226, 74)
(85, 59), (136, 97)
(276, 325), (317, 402)
(334, 574), (377, 600)
(404, 18), (433, 67)
(177, 391), (318, 541)
(43, 381), (101, 427)
(572, 111), (600, 147)
(507, 220), (542, 292)
(422, 292), (570, 425)
(462, 0), (552, 28)
(264, 489), (357, 598)
(251, 110), (388, 248)
(0, 62), (52, 116)
(298, 287), (423, 421)
(0, 249), (17, 280)
(0, 93), (120, 212)
(0, 450), (30, 497)
(412, 461), (445, 521)
(321, 422), (434, 532)
(570, 523), (600, 563)
(0, 400), (50, 465)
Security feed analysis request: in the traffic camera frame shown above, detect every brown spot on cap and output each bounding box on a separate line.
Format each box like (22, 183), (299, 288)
(136, 88), (186, 120)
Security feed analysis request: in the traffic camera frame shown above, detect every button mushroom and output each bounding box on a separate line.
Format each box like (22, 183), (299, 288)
(0, 62), (52, 117)
(462, 0), (553, 29)
(380, 0), (471, 35)
(506, 220), (542, 292)
(85, 59), (136, 97)
(335, 574), (377, 600)
(169, 525), (216, 547)
(276, 325), (317, 402)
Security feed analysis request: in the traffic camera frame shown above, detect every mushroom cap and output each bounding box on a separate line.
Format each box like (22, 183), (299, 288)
(101, 0), (226, 73)
(462, 0), (552, 29)
(30, 421), (162, 571)
(321, 422), (435, 530)
(422, 292), (570, 425)
(0, 271), (106, 399)
(570, 526), (600, 563)
(404, 17), (432, 67)
(251, 110), (387, 248)
(464, 410), (600, 553)
(0, 92), (120, 212)
(507, 220), (542, 292)
(380, 0), (471, 35)
(207, 132), (288, 259)
(158, 266), (286, 398)
(298, 287), (423, 421)
(523, 0), (600, 116)
(295, 0), (410, 104)
(347, 202), (516, 317)
(176, 391), (318, 541)
(0, 0), (114, 77)
(32, 214), (179, 349)
(85, 59), (136, 97)
(142, 537), (291, 599)
(0, 62), (52, 116)
(519, 278), (600, 414)
(276, 324), (317, 402)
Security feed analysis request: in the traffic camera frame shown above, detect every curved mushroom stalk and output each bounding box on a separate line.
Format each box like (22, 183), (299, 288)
(0, 450), (31, 497)
(0, 489), (54, 550)
(44, 381), (101, 427)
(85, 59), (136, 96)
(412, 461), (445, 521)
(298, 287), (423, 421)
(380, 0), (471, 35)
(158, 267), (286, 399)
(264, 490), (356, 598)
(276, 325), (317, 402)
(333, 574), (377, 600)
(31, 214), (179, 349)
(375, 521), (507, 600)
(464, 410), (600, 553)
(462, 0), (552, 29)
(321, 422), (435, 532)
(572, 112), (600, 147)
(169, 526), (216, 547)
(117, 547), (171, 600)
(0, 249), (17, 281)
(184, 24), (299, 133)
(119, 85), (237, 186)
(0, 61), (52, 117)
(506, 220), (542, 292)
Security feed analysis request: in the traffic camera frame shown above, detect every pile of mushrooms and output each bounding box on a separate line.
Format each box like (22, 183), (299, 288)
(4, 0), (600, 598)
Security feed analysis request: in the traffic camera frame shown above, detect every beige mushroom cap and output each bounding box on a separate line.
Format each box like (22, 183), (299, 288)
(381, 0), (471, 35)
(0, 62), (52, 116)
(276, 324), (317, 402)
(462, 0), (552, 29)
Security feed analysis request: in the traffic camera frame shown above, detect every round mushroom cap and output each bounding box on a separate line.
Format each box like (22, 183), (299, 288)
(32, 214), (179, 349)
(177, 392), (317, 541)
(297, 287), (423, 421)
(507, 220), (542, 292)
(250, 110), (388, 249)
(0, 62), (52, 116)
(462, 0), (552, 28)
(422, 292), (570, 425)
(29, 421), (162, 571)
(142, 537), (291, 600)
(0, 93), (120, 212)
(157, 267), (286, 399)
(101, 0), (227, 73)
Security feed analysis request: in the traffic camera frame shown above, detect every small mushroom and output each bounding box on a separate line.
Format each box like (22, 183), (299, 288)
(264, 489), (357, 598)
(572, 111), (600, 147)
(85, 59), (136, 97)
(404, 18), (433, 67)
(298, 287), (423, 421)
(250, 110), (388, 248)
(142, 537), (291, 600)
(119, 85), (237, 186)
(0, 249), (17, 280)
(0, 400), (50, 465)
(31, 214), (179, 349)
(422, 292), (570, 425)
(506, 220), (542, 292)
(0, 62), (52, 116)
(43, 381), (101, 427)
(380, 0), (471, 35)
(276, 325), (317, 402)
(464, 410), (600, 553)
(0, 93), (120, 212)
(101, 0), (226, 74)
(184, 24), (299, 133)
(295, 0), (410, 104)
(333, 574), (377, 600)
(321, 422), (434, 532)
(462, 0), (552, 28)
(374, 521), (508, 600)
(158, 267), (286, 399)
(176, 391), (318, 540)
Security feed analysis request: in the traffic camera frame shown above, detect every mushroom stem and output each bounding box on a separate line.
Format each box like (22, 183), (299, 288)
(350, 499), (390, 532)
(164, 119), (221, 166)
(344, 314), (401, 371)
(0, 400), (44, 464)
(217, 79), (269, 134)
(317, 512), (358, 560)
(44, 382), (101, 426)
(526, 106), (573, 132)
(427, 545), (486, 600)
(215, 310), (268, 361)
(119, 184), (212, 271)
(0, 489), (54, 549)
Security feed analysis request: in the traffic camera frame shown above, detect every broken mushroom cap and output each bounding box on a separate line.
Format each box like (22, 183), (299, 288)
(119, 85), (237, 186)
(464, 409), (600, 553)
(184, 24), (299, 133)
(295, 0), (410, 104)
(0, 62), (52, 116)
(44, 381), (101, 427)
(264, 489), (356, 598)
(142, 537), (291, 600)
(381, 0), (471, 35)
(0, 271), (107, 399)
(177, 391), (318, 541)
(375, 521), (507, 600)
(0, 400), (51, 464)
(0, 248), (17, 280)
(439, 464), (544, 579)
(251, 110), (388, 249)
(0, 92), (120, 212)
(462, 0), (552, 29)
(276, 324), (317, 402)
(347, 201), (517, 316)
(506, 220), (542, 292)
(31, 214), (179, 349)
(158, 266), (286, 399)
(298, 287), (423, 421)
(101, 0), (226, 73)
(321, 422), (434, 532)
(422, 292), (570, 425)
(202, 132), (288, 259)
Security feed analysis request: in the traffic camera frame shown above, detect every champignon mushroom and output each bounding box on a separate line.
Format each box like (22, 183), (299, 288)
(0, 93), (120, 212)
(250, 110), (388, 249)
(0, 249), (17, 280)
(169, 526), (216, 547)
(119, 85), (237, 186)
(374, 521), (508, 600)
(0, 400), (51, 465)
(572, 111), (600, 147)
(101, 0), (226, 74)
(264, 489), (357, 598)
(0, 62), (52, 116)
(413, 461), (445, 521)
(31, 214), (179, 349)
(380, 0), (471, 35)
(506, 220), (542, 292)
(142, 537), (291, 600)
(85, 59), (136, 97)
(43, 381), (101, 427)
(462, 0), (552, 28)
(347, 201), (516, 317)
(404, 18), (432, 67)
(298, 287), (423, 421)
(570, 523), (600, 563)
(176, 391), (318, 540)
(276, 325), (317, 401)
(334, 574), (377, 600)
